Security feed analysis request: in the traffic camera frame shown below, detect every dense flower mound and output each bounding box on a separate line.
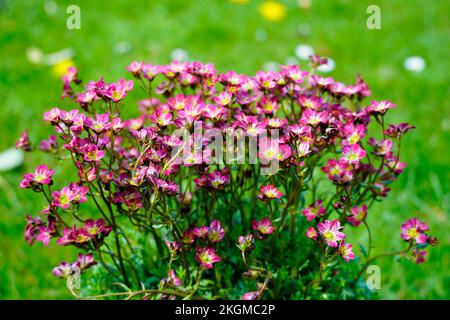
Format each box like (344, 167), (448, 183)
(17, 57), (438, 299)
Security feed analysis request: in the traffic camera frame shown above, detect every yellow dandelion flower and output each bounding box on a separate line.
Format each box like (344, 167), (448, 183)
(258, 1), (287, 22)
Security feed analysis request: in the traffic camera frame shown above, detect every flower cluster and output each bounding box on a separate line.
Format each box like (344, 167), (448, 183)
(17, 58), (437, 300)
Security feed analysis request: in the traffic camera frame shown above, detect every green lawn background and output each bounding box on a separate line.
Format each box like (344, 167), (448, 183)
(0, 0), (448, 299)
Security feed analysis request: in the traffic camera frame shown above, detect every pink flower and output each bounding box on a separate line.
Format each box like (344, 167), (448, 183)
(36, 225), (55, 246)
(213, 91), (233, 106)
(162, 269), (182, 287)
(195, 246), (221, 269)
(251, 217), (274, 239)
(39, 135), (58, 152)
(52, 261), (78, 278)
(207, 169), (231, 190)
(368, 100), (395, 115)
(16, 130), (31, 151)
(302, 199), (326, 221)
(338, 241), (355, 262)
(86, 114), (111, 133)
(104, 79), (133, 102)
(82, 144), (105, 162)
(317, 219), (345, 247)
(25, 214), (43, 245)
(52, 187), (75, 209)
(342, 123), (366, 144)
(384, 123), (415, 139)
(341, 144), (366, 164)
(242, 291), (260, 300)
(412, 249), (427, 264)
(257, 96), (279, 114)
(347, 205), (367, 227)
(368, 138), (393, 156)
(322, 159), (354, 184)
(84, 218), (112, 239)
(258, 185), (283, 202)
(297, 95), (322, 110)
(68, 183), (89, 204)
(74, 253), (97, 271)
(237, 234), (255, 253)
(126, 61), (144, 76)
(207, 220), (225, 243)
(401, 218), (429, 244)
(43, 107), (62, 123)
(193, 226), (209, 239)
(300, 109), (329, 127)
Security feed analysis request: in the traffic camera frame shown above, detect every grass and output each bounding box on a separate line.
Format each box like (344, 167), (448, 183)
(0, 0), (448, 299)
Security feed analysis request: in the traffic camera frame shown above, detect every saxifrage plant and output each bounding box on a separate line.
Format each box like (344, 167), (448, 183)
(17, 56), (438, 299)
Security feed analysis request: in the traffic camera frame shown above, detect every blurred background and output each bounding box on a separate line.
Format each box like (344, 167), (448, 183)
(0, 0), (448, 299)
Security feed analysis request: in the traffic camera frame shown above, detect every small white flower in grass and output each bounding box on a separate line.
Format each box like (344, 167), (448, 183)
(26, 47), (44, 64)
(295, 44), (314, 60)
(170, 48), (189, 62)
(0, 148), (24, 172)
(404, 56), (425, 73)
(317, 57), (335, 73)
(263, 62), (279, 72)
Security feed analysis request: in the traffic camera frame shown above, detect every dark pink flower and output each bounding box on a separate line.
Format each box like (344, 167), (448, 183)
(237, 234), (255, 253)
(68, 183), (88, 204)
(52, 261), (78, 278)
(367, 100), (395, 115)
(25, 214), (43, 245)
(207, 169), (230, 190)
(86, 114), (111, 133)
(338, 241), (355, 262)
(126, 61), (144, 77)
(20, 164), (54, 188)
(401, 218), (429, 244)
(251, 217), (274, 239)
(317, 219), (345, 247)
(39, 135), (58, 152)
(16, 130), (31, 151)
(368, 138), (393, 156)
(82, 144), (105, 162)
(305, 227), (318, 240)
(74, 253), (97, 271)
(242, 291), (260, 300)
(384, 123), (415, 139)
(258, 185), (283, 202)
(302, 199), (326, 221)
(52, 187), (75, 209)
(193, 226), (209, 239)
(347, 205), (367, 227)
(207, 220), (225, 243)
(300, 109), (329, 127)
(412, 249), (427, 264)
(341, 144), (366, 164)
